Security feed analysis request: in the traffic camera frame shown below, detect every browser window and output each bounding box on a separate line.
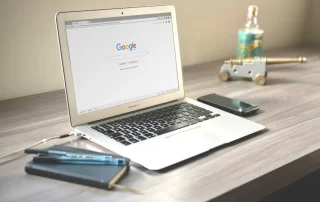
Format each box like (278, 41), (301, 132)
(65, 13), (179, 114)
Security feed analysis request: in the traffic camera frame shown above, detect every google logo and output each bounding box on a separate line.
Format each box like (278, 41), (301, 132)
(116, 43), (137, 51)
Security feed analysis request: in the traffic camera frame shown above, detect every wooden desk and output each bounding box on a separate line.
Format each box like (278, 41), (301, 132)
(1, 46), (320, 202)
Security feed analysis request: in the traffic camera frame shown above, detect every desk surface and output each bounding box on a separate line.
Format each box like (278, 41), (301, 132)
(1, 46), (320, 202)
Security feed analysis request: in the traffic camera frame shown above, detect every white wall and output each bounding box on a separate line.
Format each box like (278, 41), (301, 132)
(0, 0), (309, 101)
(305, 0), (320, 44)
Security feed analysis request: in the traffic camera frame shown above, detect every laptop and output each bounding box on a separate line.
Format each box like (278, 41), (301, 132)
(55, 5), (265, 170)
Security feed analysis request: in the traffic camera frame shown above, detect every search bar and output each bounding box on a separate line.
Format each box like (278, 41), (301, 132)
(106, 51), (148, 61)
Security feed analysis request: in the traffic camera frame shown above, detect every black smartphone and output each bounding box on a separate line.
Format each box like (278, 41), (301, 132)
(197, 93), (259, 116)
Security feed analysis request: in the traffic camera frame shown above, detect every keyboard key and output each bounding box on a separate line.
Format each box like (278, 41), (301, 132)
(114, 136), (126, 142)
(143, 119), (152, 124)
(127, 123), (135, 127)
(101, 122), (113, 126)
(132, 127), (140, 131)
(102, 129), (115, 135)
(158, 120), (166, 124)
(131, 132), (141, 136)
(130, 123), (138, 127)
(117, 121), (126, 125)
(108, 133), (123, 138)
(184, 115), (194, 120)
(177, 114), (184, 118)
(145, 133), (156, 138)
(178, 118), (188, 122)
(174, 120), (182, 124)
(148, 128), (156, 132)
(192, 114), (201, 118)
(154, 125), (162, 130)
(144, 124), (152, 128)
(151, 122), (159, 125)
(108, 122), (117, 127)
(154, 122), (190, 136)
(130, 128), (138, 132)
(92, 126), (105, 133)
(195, 111), (211, 117)
(136, 136), (147, 141)
(160, 124), (170, 128)
(137, 126), (145, 130)
(123, 128), (131, 133)
(124, 134), (134, 139)
(99, 125), (112, 130)
(120, 141), (131, 146)
(189, 120), (198, 125)
(128, 138), (139, 143)
(122, 126), (130, 130)
(139, 130), (149, 135)
(167, 122), (175, 125)
(113, 123), (122, 127)
(119, 131), (127, 136)
(114, 128), (123, 132)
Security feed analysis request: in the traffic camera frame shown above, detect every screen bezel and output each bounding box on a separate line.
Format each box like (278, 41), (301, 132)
(56, 6), (184, 127)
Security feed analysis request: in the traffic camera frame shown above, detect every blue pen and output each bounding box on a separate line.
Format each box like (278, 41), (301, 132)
(25, 148), (116, 160)
(33, 155), (127, 165)
(25, 148), (127, 165)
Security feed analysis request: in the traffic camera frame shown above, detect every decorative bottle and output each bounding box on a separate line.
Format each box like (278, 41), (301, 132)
(236, 5), (264, 58)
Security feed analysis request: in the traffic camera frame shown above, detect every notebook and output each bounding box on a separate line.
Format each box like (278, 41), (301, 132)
(25, 145), (131, 191)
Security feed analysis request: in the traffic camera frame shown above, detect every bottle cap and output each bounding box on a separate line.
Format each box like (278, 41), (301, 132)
(248, 5), (258, 17)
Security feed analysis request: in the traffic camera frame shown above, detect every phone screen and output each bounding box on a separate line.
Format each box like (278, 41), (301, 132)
(202, 94), (255, 112)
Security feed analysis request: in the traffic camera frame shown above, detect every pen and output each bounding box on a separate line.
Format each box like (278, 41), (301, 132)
(33, 155), (127, 165)
(25, 148), (116, 161)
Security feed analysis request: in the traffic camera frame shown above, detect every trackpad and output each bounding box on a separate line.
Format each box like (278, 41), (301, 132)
(165, 126), (225, 149)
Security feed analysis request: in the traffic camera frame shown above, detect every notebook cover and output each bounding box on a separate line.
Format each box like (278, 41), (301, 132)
(25, 145), (130, 190)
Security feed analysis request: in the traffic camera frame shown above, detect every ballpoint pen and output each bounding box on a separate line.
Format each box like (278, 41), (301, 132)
(33, 155), (127, 165)
(25, 148), (117, 161)
(25, 148), (127, 165)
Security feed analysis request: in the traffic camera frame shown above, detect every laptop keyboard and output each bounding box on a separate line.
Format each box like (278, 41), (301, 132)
(91, 102), (220, 146)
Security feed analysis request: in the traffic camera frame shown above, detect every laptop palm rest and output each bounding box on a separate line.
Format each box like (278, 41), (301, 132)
(165, 126), (226, 150)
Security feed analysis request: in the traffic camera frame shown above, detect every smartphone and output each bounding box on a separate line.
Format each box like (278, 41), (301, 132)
(197, 93), (259, 116)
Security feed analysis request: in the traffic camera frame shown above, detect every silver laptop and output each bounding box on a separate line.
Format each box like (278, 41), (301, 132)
(56, 5), (265, 170)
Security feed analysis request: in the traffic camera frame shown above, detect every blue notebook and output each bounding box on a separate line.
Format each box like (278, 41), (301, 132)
(25, 145), (130, 190)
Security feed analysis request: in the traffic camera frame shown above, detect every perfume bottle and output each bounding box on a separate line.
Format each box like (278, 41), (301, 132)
(236, 5), (264, 58)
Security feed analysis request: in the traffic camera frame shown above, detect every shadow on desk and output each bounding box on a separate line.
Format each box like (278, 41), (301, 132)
(259, 169), (320, 202)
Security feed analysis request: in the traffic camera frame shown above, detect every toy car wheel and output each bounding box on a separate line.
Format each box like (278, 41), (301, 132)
(219, 71), (230, 81)
(253, 74), (266, 85)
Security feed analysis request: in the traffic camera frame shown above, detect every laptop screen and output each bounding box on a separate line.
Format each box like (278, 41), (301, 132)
(65, 13), (179, 115)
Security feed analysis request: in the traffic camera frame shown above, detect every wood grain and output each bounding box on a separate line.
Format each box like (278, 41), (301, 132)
(1, 46), (320, 202)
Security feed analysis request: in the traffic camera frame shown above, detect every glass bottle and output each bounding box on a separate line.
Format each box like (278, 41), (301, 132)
(236, 5), (264, 58)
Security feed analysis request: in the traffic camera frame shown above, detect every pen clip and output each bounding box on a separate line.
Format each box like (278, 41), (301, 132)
(24, 148), (48, 155)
